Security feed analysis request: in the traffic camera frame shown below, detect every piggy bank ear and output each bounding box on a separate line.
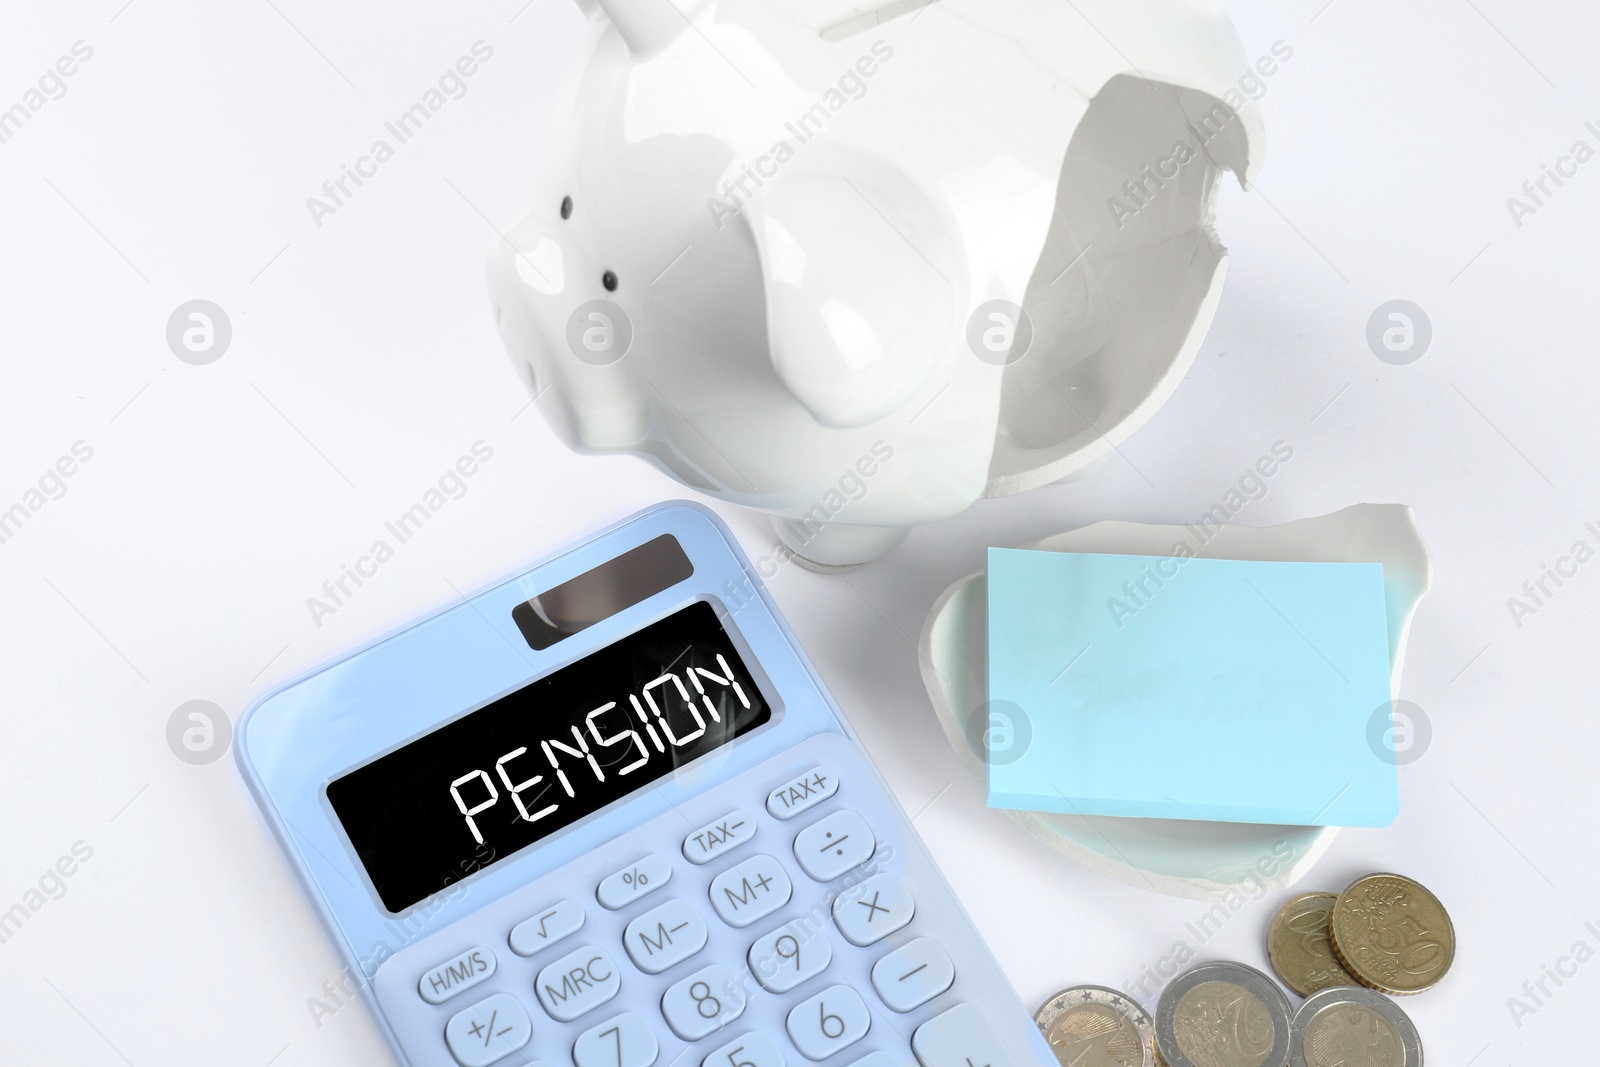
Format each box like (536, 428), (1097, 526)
(741, 172), (952, 428)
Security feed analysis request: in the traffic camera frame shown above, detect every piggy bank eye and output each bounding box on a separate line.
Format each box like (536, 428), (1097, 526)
(560, 195), (573, 220)
(602, 271), (618, 291)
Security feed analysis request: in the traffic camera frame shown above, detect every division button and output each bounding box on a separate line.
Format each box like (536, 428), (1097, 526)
(535, 945), (622, 1023)
(444, 992), (532, 1067)
(832, 872), (915, 947)
(871, 938), (955, 1013)
(509, 899), (586, 957)
(683, 810), (757, 864)
(708, 854), (793, 928)
(420, 945), (497, 1005)
(767, 766), (839, 820)
(792, 810), (876, 882)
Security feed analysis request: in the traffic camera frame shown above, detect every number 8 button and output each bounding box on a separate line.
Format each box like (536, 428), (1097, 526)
(786, 984), (870, 1060)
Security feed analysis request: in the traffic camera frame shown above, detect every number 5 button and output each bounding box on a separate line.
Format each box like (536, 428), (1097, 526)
(786, 984), (870, 1060)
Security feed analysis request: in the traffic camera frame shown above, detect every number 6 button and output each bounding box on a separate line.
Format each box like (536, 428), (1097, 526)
(786, 984), (870, 1060)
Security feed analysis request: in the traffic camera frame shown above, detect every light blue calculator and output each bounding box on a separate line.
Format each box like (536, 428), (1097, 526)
(238, 502), (1053, 1067)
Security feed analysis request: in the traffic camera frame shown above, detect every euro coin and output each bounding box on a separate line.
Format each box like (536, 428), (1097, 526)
(1036, 985), (1157, 1067)
(1267, 893), (1359, 997)
(1289, 985), (1423, 1067)
(1329, 872), (1455, 995)
(1155, 961), (1292, 1067)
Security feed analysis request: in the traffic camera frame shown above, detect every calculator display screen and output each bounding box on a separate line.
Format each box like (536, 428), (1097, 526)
(327, 601), (772, 912)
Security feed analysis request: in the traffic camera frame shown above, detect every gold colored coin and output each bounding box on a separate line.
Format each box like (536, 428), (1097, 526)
(1267, 893), (1359, 997)
(1328, 872), (1455, 995)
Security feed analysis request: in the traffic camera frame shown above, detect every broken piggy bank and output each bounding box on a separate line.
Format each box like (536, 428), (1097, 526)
(488, 0), (1269, 567)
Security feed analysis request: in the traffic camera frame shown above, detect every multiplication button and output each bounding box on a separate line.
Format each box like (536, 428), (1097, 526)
(767, 766), (838, 820)
(444, 993), (532, 1067)
(683, 811), (756, 864)
(793, 810), (875, 881)
(832, 872), (914, 947)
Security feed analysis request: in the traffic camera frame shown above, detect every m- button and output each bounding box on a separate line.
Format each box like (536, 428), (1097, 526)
(683, 810), (756, 865)
(767, 766), (839, 820)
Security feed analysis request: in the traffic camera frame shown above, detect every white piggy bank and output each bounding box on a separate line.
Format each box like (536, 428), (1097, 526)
(489, 0), (1266, 567)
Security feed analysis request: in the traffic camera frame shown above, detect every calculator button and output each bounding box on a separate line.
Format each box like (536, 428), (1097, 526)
(767, 766), (839, 820)
(832, 873), (915, 947)
(598, 855), (673, 910)
(661, 963), (748, 1041)
(443, 992), (532, 1067)
(911, 1004), (1008, 1067)
(786, 984), (871, 1060)
(845, 1055), (901, 1067)
(748, 919), (833, 994)
(574, 1012), (659, 1067)
(871, 938), (954, 1012)
(683, 811), (757, 865)
(535, 946), (622, 1022)
(509, 900), (586, 957)
(708, 854), (793, 928)
(792, 810), (876, 882)
(702, 1032), (787, 1067)
(420, 945), (497, 1005)
(623, 898), (709, 974)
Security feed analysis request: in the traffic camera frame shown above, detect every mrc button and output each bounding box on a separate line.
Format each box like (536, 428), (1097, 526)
(766, 766), (838, 820)
(419, 946), (497, 1005)
(535, 945), (622, 1022)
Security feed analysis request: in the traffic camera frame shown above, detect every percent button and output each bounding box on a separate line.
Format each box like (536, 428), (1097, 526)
(598, 854), (673, 911)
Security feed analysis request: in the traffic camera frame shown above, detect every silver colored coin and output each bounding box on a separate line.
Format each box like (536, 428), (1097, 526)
(1289, 986), (1422, 1067)
(1036, 985), (1156, 1067)
(1155, 961), (1292, 1067)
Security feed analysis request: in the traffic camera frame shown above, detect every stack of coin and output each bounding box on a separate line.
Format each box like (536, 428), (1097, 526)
(1269, 872), (1455, 997)
(1035, 871), (1451, 1067)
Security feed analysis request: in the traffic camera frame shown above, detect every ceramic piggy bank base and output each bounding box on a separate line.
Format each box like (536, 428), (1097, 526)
(489, 0), (1266, 567)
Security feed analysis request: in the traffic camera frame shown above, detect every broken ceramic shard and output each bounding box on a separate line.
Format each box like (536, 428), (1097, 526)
(489, 0), (1266, 566)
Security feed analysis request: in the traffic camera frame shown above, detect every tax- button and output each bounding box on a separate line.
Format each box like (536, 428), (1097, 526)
(623, 898), (708, 974)
(767, 766), (839, 820)
(444, 993), (532, 1067)
(598, 855), (672, 910)
(708, 854), (793, 928)
(787, 984), (871, 1060)
(535, 945), (621, 1022)
(912, 1004), (1009, 1067)
(683, 811), (756, 864)
(574, 1012), (659, 1067)
(832, 872), (914, 947)
(420, 945), (496, 1004)
(871, 938), (955, 1012)
(793, 810), (875, 881)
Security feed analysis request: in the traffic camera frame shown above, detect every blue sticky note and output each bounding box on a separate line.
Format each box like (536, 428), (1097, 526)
(984, 549), (1398, 827)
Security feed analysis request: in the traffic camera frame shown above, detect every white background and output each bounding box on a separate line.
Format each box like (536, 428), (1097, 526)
(2, 1), (1596, 1064)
